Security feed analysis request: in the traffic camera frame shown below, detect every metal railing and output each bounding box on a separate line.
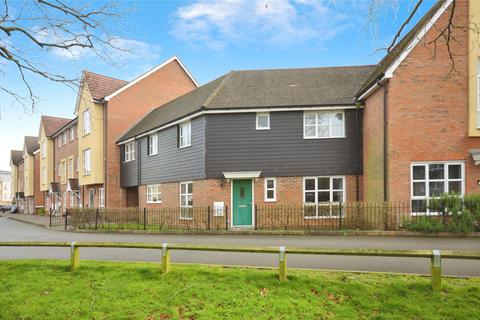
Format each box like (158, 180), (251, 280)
(1, 241), (479, 290)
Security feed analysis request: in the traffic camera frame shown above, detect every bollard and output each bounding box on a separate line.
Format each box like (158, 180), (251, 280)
(161, 242), (170, 274)
(431, 250), (441, 291)
(70, 241), (80, 271)
(279, 246), (287, 281)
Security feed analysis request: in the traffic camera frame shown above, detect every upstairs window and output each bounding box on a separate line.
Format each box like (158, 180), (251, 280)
(83, 109), (91, 135)
(148, 134), (158, 156)
(179, 121), (191, 148)
(124, 142), (135, 162)
(68, 158), (73, 179)
(70, 126), (75, 141)
(62, 132), (67, 145)
(304, 111), (345, 139)
(256, 113), (270, 130)
(83, 149), (91, 175)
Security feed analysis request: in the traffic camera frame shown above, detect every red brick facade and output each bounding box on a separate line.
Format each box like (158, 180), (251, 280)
(363, 0), (480, 204)
(34, 152), (44, 211)
(105, 59), (197, 208)
(138, 175), (362, 209)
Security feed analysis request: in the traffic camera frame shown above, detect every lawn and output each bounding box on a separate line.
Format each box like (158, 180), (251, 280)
(0, 260), (479, 320)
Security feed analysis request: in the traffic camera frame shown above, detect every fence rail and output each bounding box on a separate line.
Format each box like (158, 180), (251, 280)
(1, 241), (480, 290)
(58, 202), (480, 232)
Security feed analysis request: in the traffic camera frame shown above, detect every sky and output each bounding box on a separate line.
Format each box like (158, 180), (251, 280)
(0, 0), (437, 171)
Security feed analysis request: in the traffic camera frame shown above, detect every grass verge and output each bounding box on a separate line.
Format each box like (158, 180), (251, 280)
(0, 260), (479, 319)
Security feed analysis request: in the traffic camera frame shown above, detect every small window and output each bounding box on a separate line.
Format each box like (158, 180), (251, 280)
(304, 111), (345, 139)
(83, 109), (91, 135)
(148, 134), (158, 156)
(147, 184), (162, 203)
(98, 188), (105, 208)
(256, 113), (270, 130)
(62, 133), (67, 145)
(68, 158), (73, 179)
(88, 189), (95, 208)
(264, 178), (276, 202)
(70, 126), (75, 141)
(124, 142), (135, 162)
(179, 121), (191, 148)
(180, 181), (193, 219)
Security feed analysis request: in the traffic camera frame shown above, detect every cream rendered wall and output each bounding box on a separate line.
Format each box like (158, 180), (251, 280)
(10, 164), (17, 199)
(76, 84), (104, 186)
(23, 150), (35, 197)
(39, 126), (54, 191)
(469, 0), (480, 136)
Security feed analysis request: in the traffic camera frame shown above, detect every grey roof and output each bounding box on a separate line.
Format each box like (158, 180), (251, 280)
(24, 136), (39, 154)
(119, 65), (375, 142)
(10, 150), (23, 165)
(357, 0), (446, 96)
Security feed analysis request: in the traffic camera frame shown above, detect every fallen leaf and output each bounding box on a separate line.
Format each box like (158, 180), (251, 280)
(259, 288), (269, 296)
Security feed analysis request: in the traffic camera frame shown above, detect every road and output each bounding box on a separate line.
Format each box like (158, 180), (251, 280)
(1, 216), (479, 276)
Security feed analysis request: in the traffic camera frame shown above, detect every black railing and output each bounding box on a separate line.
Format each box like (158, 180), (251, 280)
(63, 202), (480, 232)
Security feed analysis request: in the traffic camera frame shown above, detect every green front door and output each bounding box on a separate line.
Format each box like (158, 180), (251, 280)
(232, 179), (253, 227)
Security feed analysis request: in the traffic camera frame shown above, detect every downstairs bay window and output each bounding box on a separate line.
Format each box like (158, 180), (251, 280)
(411, 162), (465, 214)
(303, 176), (345, 218)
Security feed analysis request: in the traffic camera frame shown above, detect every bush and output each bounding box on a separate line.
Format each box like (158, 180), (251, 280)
(404, 217), (445, 233)
(36, 207), (46, 215)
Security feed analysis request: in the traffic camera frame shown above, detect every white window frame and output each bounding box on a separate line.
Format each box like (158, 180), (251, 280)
(70, 126), (75, 141)
(83, 109), (91, 135)
(98, 188), (105, 208)
(179, 181), (193, 220)
(41, 141), (46, 159)
(83, 149), (91, 175)
(62, 132), (67, 145)
(124, 142), (135, 162)
(68, 158), (73, 179)
(148, 134), (158, 156)
(146, 184), (162, 203)
(410, 161), (465, 215)
(70, 192), (75, 208)
(264, 178), (276, 202)
(256, 113), (270, 130)
(179, 121), (191, 148)
(303, 111), (345, 139)
(303, 176), (345, 218)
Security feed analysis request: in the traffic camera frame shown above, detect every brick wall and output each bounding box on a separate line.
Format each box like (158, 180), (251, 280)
(106, 59), (197, 208)
(385, 0), (480, 203)
(137, 175), (362, 209)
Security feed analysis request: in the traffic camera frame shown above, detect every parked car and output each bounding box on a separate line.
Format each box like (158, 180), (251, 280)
(0, 205), (11, 213)
(9, 205), (18, 213)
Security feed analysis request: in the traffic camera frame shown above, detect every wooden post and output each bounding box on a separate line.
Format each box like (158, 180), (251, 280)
(143, 208), (147, 231)
(161, 242), (170, 274)
(431, 250), (441, 291)
(279, 246), (287, 281)
(70, 241), (80, 271)
(49, 208), (52, 227)
(207, 206), (211, 230)
(95, 208), (99, 230)
(64, 209), (68, 230)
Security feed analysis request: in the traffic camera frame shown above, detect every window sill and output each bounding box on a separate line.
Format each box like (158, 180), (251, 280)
(178, 144), (191, 149)
(264, 199), (276, 203)
(303, 136), (346, 140)
(179, 217), (193, 221)
(83, 132), (90, 137)
(304, 216), (342, 220)
(146, 201), (162, 204)
(256, 127), (270, 131)
(124, 159), (135, 163)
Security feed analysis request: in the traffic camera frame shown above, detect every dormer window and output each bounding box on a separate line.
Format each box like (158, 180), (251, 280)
(256, 113), (270, 130)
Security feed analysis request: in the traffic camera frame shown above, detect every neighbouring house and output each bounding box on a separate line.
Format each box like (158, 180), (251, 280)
(117, 66), (374, 226)
(358, 0), (480, 213)
(38, 115), (73, 213)
(10, 150), (23, 207)
(22, 136), (40, 214)
(50, 118), (79, 213)
(116, 0), (480, 226)
(75, 56), (197, 208)
(0, 170), (11, 205)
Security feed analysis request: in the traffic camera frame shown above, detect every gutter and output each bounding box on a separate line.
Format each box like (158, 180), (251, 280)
(378, 79), (389, 203)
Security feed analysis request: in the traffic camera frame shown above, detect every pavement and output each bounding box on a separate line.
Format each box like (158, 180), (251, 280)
(1, 215), (480, 276)
(5, 213), (51, 227)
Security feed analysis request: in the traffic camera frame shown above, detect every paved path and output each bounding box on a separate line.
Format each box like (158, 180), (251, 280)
(1, 216), (479, 276)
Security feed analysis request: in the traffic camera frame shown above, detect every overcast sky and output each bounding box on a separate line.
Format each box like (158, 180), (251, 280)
(0, 0), (437, 171)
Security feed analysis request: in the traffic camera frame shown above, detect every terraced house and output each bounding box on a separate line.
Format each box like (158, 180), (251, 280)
(38, 116), (73, 212)
(22, 136), (40, 214)
(75, 56), (197, 208)
(117, 0), (480, 227)
(9, 150), (22, 205)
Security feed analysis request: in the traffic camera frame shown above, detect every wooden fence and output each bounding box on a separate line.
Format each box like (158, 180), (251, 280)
(1, 241), (480, 290)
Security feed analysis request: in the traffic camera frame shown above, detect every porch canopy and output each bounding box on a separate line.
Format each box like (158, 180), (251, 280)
(223, 171), (261, 179)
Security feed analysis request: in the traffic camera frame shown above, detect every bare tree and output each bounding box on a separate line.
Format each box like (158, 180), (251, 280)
(0, 0), (129, 113)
